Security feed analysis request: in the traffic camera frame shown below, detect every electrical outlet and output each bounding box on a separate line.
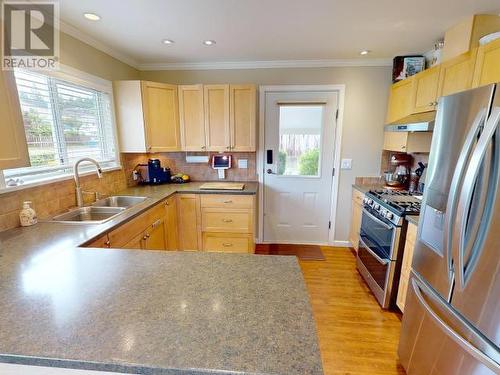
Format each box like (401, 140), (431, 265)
(238, 159), (248, 169)
(341, 158), (352, 170)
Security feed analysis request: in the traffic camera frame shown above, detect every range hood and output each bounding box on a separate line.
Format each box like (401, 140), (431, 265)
(384, 112), (435, 132)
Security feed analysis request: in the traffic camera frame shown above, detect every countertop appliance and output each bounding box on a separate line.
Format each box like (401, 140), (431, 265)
(357, 189), (422, 308)
(398, 84), (500, 374)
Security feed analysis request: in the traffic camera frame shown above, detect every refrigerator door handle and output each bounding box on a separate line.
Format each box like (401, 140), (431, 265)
(443, 108), (486, 276)
(411, 276), (500, 372)
(453, 107), (500, 290)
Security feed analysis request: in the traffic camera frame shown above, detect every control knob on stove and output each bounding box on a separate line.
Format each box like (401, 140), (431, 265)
(385, 211), (394, 220)
(367, 199), (373, 205)
(374, 204), (380, 210)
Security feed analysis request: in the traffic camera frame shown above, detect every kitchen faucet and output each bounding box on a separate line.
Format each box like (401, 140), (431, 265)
(74, 158), (103, 207)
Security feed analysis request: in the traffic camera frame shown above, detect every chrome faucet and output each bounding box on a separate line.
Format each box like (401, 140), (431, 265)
(74, 158), (103, 207)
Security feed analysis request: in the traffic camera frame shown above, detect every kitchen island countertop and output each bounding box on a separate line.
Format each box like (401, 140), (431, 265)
(0, 181), (323, 375)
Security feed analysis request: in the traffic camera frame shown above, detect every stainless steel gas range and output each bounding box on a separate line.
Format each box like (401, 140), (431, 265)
(356, 189), (421, 309)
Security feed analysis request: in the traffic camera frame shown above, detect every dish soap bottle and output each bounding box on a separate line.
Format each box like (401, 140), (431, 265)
(19, 201), (37, 227)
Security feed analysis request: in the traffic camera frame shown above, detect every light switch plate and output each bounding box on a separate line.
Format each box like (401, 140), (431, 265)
(341, 158), (352, 170)
(238, 159), (248, 169)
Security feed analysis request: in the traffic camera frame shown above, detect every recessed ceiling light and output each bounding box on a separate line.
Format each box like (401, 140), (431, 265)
(203, 40), (216, 46)
(162, 39), (174, 45)
(83, 13), (101, 21)
(360, 50), (371, 55)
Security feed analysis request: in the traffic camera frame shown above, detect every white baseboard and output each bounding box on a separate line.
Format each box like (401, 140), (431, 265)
(331, 240), (351, 247)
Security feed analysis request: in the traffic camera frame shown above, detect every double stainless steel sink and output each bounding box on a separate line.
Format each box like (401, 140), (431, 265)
(51, 196), (148, 224)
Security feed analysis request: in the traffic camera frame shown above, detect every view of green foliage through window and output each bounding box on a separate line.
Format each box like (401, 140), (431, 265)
(278, 105), (323, 176)
(4, 70), (117, 182)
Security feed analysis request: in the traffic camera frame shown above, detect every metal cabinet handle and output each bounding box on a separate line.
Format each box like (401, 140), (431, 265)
(201, 146), (206, 149)
(222, 243), (233, 247)
(152, 219), (161, 228)
(222, 219), (233, 223)
(223, 200), (233, 204)
(143, 235), (148, 240)
(411, 276), (500, 372)
(104, 240), (110, 247)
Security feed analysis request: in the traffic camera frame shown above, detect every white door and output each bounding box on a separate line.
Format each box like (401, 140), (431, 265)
(263, 90), (338, 244)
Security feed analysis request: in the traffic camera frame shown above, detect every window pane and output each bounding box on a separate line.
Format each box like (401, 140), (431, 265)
(14, 71), (61, 167)
(4, 70), (118, 185)
(278, 105), (323, 176)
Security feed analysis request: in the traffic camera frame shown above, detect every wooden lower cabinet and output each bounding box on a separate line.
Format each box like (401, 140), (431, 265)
(349, 189), (364, 252)
(177, 194), (201, 250)
(82, 193), (256, 253)
(396, 221), (418, 312)
(164, 195), (179, 250)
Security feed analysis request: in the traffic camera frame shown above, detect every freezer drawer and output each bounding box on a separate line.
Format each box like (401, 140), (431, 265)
(398, 272), (500, 375)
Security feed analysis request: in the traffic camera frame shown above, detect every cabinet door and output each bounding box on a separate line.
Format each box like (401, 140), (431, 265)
(177, 194), (201, 250)
(141, 81), (180, 152)
(383, 131), (409, 152)
(144, 218), (166, 250)
(164, 196), (179, 250)
(437, 50), (477, 97)
(204, 84), (230, 151)
(386, 77), (415, 124)
(123, 232), (145, 249)
(472, 38), (500, 88)
(230, 85), (256, 151)
(412, 65), (441, 113)
(179, 85), (206, 151)
(396, 222), (417, 312)
(0, 69), (30, 169)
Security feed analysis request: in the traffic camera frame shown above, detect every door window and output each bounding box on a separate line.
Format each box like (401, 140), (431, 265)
(277, 104), (323, 176)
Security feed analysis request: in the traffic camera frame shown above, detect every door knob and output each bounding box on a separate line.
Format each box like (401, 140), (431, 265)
(266, 169), (274, 174)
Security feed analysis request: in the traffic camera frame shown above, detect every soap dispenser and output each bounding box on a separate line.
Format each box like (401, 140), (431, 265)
(19, 201), (37, 227)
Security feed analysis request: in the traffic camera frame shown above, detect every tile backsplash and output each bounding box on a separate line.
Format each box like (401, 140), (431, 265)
(0, 169), (127, 232)
(122, 152), (257, 185)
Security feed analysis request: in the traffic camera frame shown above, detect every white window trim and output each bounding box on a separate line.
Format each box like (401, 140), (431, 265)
(0, 64), (122, 194)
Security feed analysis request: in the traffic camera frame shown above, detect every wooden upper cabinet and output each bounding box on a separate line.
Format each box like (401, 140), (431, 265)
(113, 80), (180, 152)
(141, 81), (180, 152)
(0, 69), (30, 169)
(178, 85), (206, 151)
(472, 38), (500, 88)
(412, 65), (441, 113)
(386, 77), (415, 124)
(438, 49), (477, 97)
(204, 84), (230, 151)
(383, 131), (433, 153)
(230, 85), (256, 151)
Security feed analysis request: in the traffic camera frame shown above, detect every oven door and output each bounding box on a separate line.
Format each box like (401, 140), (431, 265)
(357, 207), (397, 307)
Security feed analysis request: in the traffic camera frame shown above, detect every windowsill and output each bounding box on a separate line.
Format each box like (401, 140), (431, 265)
(0, 166), (123, 195)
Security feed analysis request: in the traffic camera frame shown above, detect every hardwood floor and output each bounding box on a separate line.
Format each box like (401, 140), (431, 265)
(299, 247), (406, 375)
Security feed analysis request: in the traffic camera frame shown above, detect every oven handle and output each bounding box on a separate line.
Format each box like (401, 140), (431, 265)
(359, 237), (390, 265)
(362, 207), (393, 230)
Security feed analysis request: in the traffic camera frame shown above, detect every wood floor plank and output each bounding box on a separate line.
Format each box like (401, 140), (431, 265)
(299, 247), (406, 375)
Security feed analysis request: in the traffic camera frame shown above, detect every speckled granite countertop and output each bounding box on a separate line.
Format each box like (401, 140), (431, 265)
(406, 215), (420, 226)
(0, 182), (323, 375)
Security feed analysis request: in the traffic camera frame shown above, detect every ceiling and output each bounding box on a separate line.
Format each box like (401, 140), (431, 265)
(58, 0), (500, 69)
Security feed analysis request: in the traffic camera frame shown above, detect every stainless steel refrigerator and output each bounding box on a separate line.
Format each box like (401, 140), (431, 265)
(398, 84), (500, 374)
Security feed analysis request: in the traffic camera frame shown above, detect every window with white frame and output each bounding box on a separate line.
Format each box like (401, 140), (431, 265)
(2, 68), (119, 186)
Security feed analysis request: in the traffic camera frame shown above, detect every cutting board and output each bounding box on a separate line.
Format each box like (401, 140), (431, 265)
(200, 182), (245, 190)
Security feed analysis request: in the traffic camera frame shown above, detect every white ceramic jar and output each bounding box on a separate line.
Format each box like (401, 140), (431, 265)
(19, 201), (37, 227)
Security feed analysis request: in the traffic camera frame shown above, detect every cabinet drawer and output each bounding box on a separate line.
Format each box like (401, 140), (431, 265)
(201, 208), (252, 233)
(203, 232), (252, 253)
(200, 194), (253, 209)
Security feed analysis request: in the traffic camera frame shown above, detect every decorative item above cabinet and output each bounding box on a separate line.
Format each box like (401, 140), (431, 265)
(113, 80), (181, 153)
(178, 84), (256, 152)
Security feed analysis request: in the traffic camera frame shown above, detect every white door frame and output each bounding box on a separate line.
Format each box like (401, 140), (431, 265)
(257, 84), (345, 245)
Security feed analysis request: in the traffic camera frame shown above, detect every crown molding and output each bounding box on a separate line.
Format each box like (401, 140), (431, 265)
(59, 21), (140, 69)
(138, 58), (393, 71)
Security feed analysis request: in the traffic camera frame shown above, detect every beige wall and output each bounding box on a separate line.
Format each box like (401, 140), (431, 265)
(60, 33), (139, 80)
(140, 66), (391, 242)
